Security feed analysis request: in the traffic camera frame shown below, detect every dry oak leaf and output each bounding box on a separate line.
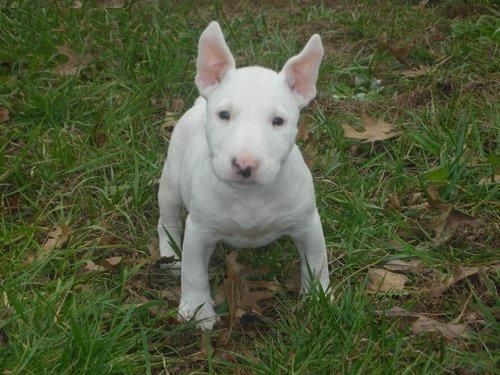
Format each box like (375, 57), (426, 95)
(428, 265), (500, 298)
(223, 251), (282, 326)
(53, 44), (92, 77)
(433, 206), (479, 245)
(384, 306), (468, 340)
(42, 225), (72, 253)
(0, 108), (9, 123)
(342, 113), (401, 143)
(382, 259), (425, 273)
(367, 268), (409, 293)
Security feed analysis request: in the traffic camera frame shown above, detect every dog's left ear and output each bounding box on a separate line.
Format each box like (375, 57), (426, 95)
(195, 21), (236, 97)
(280, 34), (324, 109)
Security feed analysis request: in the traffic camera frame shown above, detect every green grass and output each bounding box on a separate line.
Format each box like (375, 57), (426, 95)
(1, 0), (499, 373)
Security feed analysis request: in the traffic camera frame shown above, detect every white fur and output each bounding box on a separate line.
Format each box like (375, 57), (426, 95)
(158, 21), (329, 330)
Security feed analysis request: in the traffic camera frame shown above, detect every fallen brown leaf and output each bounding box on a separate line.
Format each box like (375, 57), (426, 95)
(383, 306), (468, 340)
(159, 287), (181, 302)
(159, 113), (177, 141)
(382, 259), (426, 273)
(297, 115), (312, 142)
(170, 98), (185, 113)
(105, 256), (122, 266)
(366, 268), (409, 293)
(83, 260), (105, 272)
(148, 239), (161, 265)
(0, 108), (9, 123)
(433, 206), (479, 245)
(53, 44), (92, 77)
(379, 33), (413, 65)
(429, 266), (480, 297)
(223, 251), (282, 327)
(42, 225), (72, 253)
(342, 113), (401, 143)
(412, 316), (467, 339)
(387, 193), (401, 209)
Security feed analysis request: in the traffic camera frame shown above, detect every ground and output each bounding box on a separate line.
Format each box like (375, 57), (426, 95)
(0, 0), (499, 373)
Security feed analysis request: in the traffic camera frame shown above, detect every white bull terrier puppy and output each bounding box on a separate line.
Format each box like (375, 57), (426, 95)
(157, 21), (330, 330)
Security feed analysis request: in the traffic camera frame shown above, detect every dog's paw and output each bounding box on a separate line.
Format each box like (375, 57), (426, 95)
(178, 298), (219, 330)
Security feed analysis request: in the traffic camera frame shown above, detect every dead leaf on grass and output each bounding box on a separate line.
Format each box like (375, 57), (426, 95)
(383, 306), (468, 340)
(367, 268), (409, 293)
(159, 112), (177, 141)
(402, 65), (430, 78)
(412, 316), (467, 339)
(170, 98), (185, 113)
(105, 256), (122, 266)
(379, 33), (413, 65)
(297, 115), (313, 142)
(148, 239), (161, 265)
(382, 259), (426, 273)
(53, 44), (92, 77)
(429, 265), (487, 297)
(223, 251), (282, 327)
(0, 108), (9, 123)
(433, 206), (479, 245)
(42, 225), (72, 253)
(387, 193), (401, 209)
(83, 260), (105, 272)
(342, 113), (401, 143)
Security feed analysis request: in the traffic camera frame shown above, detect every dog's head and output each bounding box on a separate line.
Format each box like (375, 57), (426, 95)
(196, 22), (323, 186)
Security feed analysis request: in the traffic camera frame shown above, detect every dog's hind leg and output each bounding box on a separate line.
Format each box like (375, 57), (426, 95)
(157, 159), (183, 276)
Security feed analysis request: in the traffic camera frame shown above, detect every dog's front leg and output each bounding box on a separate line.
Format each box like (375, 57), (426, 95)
(292, 210), (330, 294)
(178, 215), (218, 330)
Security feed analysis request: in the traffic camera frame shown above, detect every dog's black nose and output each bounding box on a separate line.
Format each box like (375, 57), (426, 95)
(232, 158), (253, 178)
(238, 167), (252, 178)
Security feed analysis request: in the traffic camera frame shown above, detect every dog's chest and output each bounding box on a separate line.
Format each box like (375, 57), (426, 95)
(220, 201), (291, 248)
(194, 190), (300, 248)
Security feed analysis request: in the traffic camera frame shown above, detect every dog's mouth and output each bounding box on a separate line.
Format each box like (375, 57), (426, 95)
(221, 174), (263, 188)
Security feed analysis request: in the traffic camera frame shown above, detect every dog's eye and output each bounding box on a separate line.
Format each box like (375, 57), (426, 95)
(218, 111), (231, 121)
(272, 116), (284, 126)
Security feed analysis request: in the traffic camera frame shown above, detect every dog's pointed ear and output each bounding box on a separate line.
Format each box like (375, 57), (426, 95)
(195, 21), (236, 97)
(280, 34), (324, 109)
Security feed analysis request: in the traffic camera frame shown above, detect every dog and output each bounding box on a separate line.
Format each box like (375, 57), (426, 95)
(157, 21), (330, 330)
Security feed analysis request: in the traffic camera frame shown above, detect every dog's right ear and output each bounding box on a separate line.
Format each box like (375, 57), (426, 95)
(195, 22), (236, 97)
